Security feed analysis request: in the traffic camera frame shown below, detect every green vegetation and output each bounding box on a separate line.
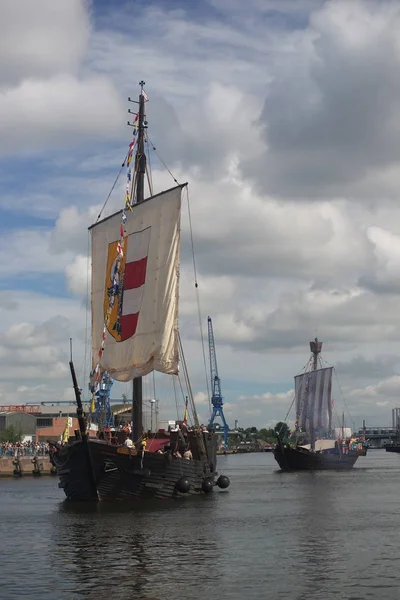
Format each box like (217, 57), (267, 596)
(274, 422), (290, 441)
(0, 425), (22, 443)
(219, 422), (291, 447)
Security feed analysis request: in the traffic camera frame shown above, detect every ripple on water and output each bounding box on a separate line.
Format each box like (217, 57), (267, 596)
(1, 451), (400, 599)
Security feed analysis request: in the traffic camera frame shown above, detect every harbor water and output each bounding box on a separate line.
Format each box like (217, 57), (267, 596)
(1, 450), (400, 599)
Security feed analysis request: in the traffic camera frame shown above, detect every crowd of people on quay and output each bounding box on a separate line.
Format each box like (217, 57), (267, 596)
(0, 441), (49, 457)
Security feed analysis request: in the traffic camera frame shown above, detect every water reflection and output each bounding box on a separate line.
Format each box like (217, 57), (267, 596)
(292, 473), (341, 599)
(50, 496), (220, 599)
(2, 452), (400, 600)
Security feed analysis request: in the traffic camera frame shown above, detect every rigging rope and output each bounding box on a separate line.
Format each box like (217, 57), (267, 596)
(178, 333), (200, 430)
(279, 356), (313, 426)
(147, 136), (180, 185)
(80, 231), (91, 398)
(185, 186), (212, 414)
(281, 394), (296, 429)
(333, 366), (356, 432)
(144, 132), (154, 196)
(146, 136), (211, 415)
(152, 370), (157, 429)
(178, 333), (207, 457)
(95, 161), (126, 223)
(319, 357), (356, 431)
(89, 110), (140, 400)
(172, 374), (181, 421)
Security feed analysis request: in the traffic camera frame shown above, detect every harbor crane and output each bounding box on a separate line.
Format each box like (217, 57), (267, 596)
(93, 372), (114, 431)
(207, 316), (229, 448)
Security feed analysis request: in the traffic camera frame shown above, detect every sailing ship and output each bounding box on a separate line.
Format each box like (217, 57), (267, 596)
(274, 338), (367, 471)
(50, 83), (230, 500)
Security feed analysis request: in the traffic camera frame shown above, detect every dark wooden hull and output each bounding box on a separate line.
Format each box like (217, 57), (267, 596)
(274, 444), (359, 471)
(385, 445), (400, 453)
(51, 434), (224, 501)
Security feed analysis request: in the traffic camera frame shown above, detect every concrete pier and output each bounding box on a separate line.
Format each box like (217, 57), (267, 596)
(0, 456), (55, 477)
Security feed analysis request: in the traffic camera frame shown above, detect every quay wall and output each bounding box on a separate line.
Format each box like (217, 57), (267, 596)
(0, 456), (55, 477)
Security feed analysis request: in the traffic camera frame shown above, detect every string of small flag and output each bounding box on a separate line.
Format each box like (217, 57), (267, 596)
(89, 112), (139, 402)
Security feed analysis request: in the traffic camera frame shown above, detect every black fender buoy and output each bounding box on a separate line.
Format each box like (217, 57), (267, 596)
(216, 475), (230, 489)
(13, 469), (22, 477)
(202, 478), (214, 494)
(175, 476), (190, 493)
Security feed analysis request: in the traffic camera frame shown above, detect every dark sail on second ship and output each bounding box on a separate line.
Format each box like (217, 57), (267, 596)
(274, 338), (367, 471)
(294, 365), (333, 442)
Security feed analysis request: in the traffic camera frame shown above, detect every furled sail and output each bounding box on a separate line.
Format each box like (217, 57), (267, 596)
(90, 184), (183, 381)
(294, 367), (333, 437)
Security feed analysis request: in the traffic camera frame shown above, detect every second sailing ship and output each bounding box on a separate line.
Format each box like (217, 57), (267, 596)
(274, 338), (367, 471)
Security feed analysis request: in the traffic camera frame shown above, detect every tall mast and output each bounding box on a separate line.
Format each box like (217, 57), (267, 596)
(131, 81), (147, 447)
(310, 337), (322, 371)
(309, 337), (322, 451)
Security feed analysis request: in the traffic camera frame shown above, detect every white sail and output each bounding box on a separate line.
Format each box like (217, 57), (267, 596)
(90, 185), (183, 381)
(294, 367), (333, 436)
(333, 427), (352, 440)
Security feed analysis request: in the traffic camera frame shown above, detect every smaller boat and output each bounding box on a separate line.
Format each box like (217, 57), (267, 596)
(274, 338), (367, 471)
(234, 441), (264, 453)
(385, 418), (400, 452)
(385, 444), (400, 453)
(263, 443), (275, 453)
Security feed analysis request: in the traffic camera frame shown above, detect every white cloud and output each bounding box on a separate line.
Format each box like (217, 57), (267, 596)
(0, 0), (90, 86)
(0, 75), (124, 154)
(0, 0), (123, 155)
(244, 0), (400, 200)
(3, 0), (400, 430)
(193, 391), (210, 407)
(360, 226), (400, 292)
(0, 229), (74, 276)
(65, 255), (90, 297)
(206, 0), (321, 15)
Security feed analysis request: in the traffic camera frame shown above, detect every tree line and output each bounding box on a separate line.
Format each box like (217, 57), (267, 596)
(227, 422), (290, 443)
(0, 425), (23, 443)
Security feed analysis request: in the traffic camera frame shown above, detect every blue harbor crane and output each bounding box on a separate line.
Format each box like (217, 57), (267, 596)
(93, 372), (114, 431)
(207, 316), (229, 449)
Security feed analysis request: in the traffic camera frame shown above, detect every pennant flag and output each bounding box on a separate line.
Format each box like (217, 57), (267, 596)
(183, 397), (189, 425)
(62, 417), (70, 444)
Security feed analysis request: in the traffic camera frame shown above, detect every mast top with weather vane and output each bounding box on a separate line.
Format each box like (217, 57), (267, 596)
(309, 337), (322, 371)
(127, 81), (148, 207)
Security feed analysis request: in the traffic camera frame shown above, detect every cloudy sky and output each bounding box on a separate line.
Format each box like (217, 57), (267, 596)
(2, 0), (400, 430)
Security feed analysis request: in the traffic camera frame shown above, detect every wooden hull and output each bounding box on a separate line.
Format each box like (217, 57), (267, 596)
(51, 434), (225, 501)
(274, 444), (360, 471)
(385, 445), (400, 453)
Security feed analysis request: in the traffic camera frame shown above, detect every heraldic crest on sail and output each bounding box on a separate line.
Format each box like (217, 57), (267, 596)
(104, 227), (150, 342)
(93, 185), (181, 381)
(49, 82), (230, 502)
